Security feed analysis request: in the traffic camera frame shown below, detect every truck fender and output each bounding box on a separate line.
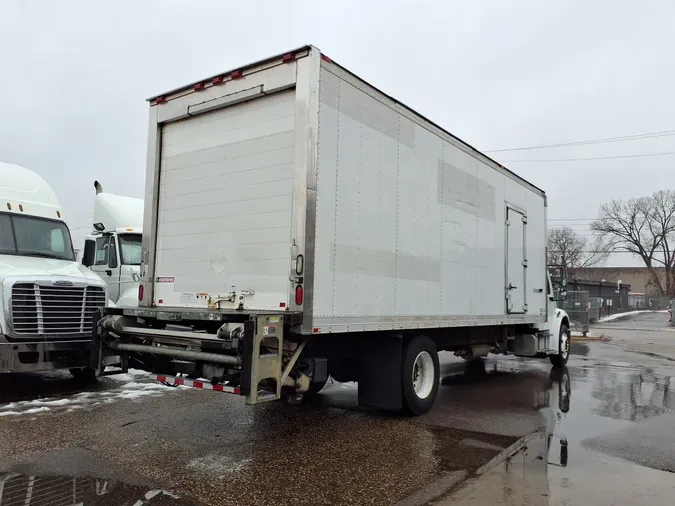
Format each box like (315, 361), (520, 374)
(548, 309), (570, 350)
(115, 287), (139, 308)
(107, 299), (117, 308)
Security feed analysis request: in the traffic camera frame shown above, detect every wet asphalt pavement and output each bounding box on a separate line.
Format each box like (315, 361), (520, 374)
(1, 312), (674, 505)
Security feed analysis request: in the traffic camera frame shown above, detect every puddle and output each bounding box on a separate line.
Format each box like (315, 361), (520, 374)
(436, 430), (559, 506)
(0, 473), (204, 505)
(544, 354), (675, 504)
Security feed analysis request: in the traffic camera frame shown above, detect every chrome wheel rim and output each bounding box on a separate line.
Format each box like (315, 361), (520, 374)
(412, 351), (435, 399)
(561, 330), (570, 358)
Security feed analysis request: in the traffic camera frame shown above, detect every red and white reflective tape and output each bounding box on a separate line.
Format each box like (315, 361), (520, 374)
(150, 374), (241, 394)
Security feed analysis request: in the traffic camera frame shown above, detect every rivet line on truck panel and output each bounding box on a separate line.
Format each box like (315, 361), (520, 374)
(150, 374), (241, 394)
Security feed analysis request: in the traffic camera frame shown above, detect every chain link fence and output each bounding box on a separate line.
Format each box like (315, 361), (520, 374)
(628, 294), (672, 310)
(560, 291), (591, 336)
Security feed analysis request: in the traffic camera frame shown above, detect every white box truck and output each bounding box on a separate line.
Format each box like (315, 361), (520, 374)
(0, 162), (108, 378)
(81, 181), (143, 307)
(92, 46), (570, 415)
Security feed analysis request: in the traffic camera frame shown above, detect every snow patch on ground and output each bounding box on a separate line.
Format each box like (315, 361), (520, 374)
(0, 371), (184, 419)
(597, 310), (667, 323)
(0, 406), (50, 417)
(572, 331), (600, 338)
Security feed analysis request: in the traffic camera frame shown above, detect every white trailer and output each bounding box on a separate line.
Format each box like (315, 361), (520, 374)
(93, 46), (570, 415)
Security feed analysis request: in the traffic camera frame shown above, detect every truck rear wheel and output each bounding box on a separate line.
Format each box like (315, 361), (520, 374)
(401, 336), (439, 416)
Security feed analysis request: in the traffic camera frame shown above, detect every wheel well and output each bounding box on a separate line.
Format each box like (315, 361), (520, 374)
(561, 316), (570, 330)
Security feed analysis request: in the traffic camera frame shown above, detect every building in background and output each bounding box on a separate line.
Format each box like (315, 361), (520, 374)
(570, 267), (668, 298)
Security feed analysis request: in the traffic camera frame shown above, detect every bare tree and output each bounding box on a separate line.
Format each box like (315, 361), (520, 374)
(547, 227), (609, 268)
(591, 190), (675, 296)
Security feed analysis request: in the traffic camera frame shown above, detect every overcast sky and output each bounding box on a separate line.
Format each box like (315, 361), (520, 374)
(1, 0), (674, 267)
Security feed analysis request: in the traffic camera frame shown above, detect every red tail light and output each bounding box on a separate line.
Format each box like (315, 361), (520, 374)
(138, 284), (144, 301)
(295, 285), (303, 305)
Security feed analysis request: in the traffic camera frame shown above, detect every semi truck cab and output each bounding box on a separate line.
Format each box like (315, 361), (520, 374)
(0, 162), (108, 374)
(82, 182), (143, 307)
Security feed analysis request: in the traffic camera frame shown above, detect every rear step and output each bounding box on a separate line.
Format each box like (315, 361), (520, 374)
(150, 374), (242, 394)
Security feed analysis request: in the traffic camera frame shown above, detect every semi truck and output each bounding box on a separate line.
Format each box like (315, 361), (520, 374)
(91, 45), (570, 415)
(0, 162), (108, 377)
(81, 181), (143, 307)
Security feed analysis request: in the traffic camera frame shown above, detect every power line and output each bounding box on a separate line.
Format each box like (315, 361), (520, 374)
(549, 218), (595, 221)
(550, 250), (668, 254)
(486, 129), (675, 153)
(501, 150), (675, 163)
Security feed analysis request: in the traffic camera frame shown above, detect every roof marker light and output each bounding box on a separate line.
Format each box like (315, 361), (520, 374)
(194, 82), (205, 91)
(155, 96), (166, 104)
(57, 210), (61, 218)
(282, 52), (295, 63)
(6, 203), (11, 210)
(231, 70), (243, 79)
(18, 204), (23, 212)
(212, 76), (224, 85)
(321, 54), (332, 64)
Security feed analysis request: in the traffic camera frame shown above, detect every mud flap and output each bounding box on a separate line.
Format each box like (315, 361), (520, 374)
(90, 309), (105, 375)
(357, 334), (403, 411)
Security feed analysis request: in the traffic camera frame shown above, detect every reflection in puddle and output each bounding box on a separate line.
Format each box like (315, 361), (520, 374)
(0, 473), (202, 506)
(439, 361), (571, 505)
(590, 365), (673, 421)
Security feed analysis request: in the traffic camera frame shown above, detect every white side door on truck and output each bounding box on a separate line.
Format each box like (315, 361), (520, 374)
(90, 235), (121, 301)
(116, 233), (142, 302)
(506, 207), (527, 314)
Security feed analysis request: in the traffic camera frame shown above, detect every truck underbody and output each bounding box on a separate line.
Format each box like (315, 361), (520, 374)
(91, 306), (568, 415)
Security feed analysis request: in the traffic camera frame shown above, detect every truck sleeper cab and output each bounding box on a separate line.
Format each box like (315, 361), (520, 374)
(92, 46), (569, 415)
(0, 162), (108, 375)
(82, 182), (143, 308)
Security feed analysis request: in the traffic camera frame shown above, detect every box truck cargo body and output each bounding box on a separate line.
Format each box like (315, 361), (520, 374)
(94, 46), (570, 415)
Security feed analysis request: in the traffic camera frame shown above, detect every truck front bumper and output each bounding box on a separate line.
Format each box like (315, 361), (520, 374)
(0, 337), (91, 373)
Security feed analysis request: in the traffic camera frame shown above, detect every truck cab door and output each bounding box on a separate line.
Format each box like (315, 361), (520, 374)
(117, 233), (142, 305)
(90, 235), (121, 301)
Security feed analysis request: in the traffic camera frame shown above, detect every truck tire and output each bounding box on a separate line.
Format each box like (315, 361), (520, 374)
(69, 367), (97, 384)
(401, 336), (439, 416)
(549, 324), (570, 368)
(304, 378), (328, 400)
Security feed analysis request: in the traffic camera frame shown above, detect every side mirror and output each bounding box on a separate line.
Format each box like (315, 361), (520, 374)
(559, 290), (568, 301)
(82, 240), (96, 267)
(108, 237), (118, 269)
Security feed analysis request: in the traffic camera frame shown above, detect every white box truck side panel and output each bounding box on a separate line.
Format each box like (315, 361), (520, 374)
(152, 89), (297, 309)
(312, 60), (546, 332)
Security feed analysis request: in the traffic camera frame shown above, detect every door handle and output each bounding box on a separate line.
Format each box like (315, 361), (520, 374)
(509, 283), (517, 290)
(106, 270), (112, 276)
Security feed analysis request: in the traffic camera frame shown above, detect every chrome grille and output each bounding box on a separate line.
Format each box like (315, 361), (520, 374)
(10, 283), (106, 337)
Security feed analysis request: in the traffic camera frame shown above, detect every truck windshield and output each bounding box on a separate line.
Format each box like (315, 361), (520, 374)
(118, 233), (142, 265)
(0, 212), (75, 261)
